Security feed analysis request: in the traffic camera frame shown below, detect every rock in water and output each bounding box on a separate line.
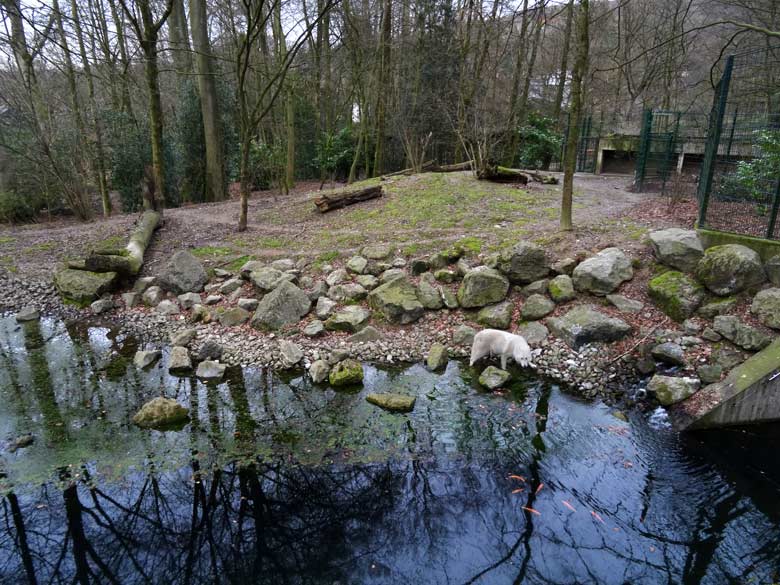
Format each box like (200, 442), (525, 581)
(196, 360), (227, 382)
(547, 305), (631, 348)
(695, 244), (765, 296)
(647, 375), (700, 406)
(366, 393), (416, 413)
(496, 241), (550, 284)
(251, 281), (311, 330)
(478, 366), (511, 390)
(134, 350), (161, 369)
(15, 307), (40, 322)
(157, 250), (208, 294)
(168, 346), (193, 375)
(572, 248), (633, 296)
(132, 397), (189, 429)
(329, 359), (364, 386)
(477, 301), (514, 329)
(54, 268), (117, 304)
(325, 306), (371, 332)
(457, 267), (509, 308)
(368, 277), (424, 324)
(427, 343), (449, 371)
(309, 360), (331, 383)
(750, 288), (780, 329)
(648, 228), (704, 272)
(647, 271), (705, 321)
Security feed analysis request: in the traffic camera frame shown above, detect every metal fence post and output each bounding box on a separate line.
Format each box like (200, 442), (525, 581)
(697, 55), (734, 228)
(634, 109), (653, 192)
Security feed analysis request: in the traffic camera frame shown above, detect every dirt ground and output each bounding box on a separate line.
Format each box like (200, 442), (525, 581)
(0, 172), (695, 281)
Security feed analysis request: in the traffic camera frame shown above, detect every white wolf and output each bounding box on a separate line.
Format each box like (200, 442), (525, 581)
(469, 329), (535, 370)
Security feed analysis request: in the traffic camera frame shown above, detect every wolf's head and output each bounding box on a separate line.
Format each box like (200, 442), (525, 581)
(511, 336), (534, 368)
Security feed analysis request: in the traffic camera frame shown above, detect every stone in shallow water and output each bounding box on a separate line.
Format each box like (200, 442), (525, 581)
(134, 350), (161, 369)
(479, 366), (511, 390)
(132, 397), (189, 429)
(427, 343), (449, 371)
(366, 393), (416, 413)
(168, 346), (192, 375)
(329, 359), (364, 386)
(647, 375), (700, 406)
(309, 359), (331, 383)
(15, 307), (40, 322)
(196, 360), (226, 382)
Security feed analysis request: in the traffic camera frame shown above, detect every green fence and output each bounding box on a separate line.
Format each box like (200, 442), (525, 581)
(697, 46), (780, 240)
(550, 114), (600, 173)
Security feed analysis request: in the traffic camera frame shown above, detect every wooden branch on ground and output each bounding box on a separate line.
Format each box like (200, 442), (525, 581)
(84, 210), (162, 275)
(383, 160), (436, 177)
(313, 185), (383, 213)
(520, 169), (559, 184)
(477, 164), (529, 184)
(436, 160), (475, 172)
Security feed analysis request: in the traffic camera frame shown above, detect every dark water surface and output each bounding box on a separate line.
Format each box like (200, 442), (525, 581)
(1, 316), (779, 584)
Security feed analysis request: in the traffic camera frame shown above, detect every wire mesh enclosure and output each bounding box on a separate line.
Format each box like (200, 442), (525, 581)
(550, 114), (600, 172)
(697, 46), (780, 240)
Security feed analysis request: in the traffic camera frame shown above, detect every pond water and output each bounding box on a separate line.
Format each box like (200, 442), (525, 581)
(1, 316), (780, 584)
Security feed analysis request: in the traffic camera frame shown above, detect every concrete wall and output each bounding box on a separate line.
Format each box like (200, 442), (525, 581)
(697, 228), (780, 262)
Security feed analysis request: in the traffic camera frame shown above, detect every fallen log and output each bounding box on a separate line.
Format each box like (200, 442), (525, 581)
(314, 185), (383, 213)
(477, 164), (529, 184)
(383, 160), (436, 177)
(436, 160), (475, 172)
(84, 210), (162, 275)
(519, 169), (559, 184)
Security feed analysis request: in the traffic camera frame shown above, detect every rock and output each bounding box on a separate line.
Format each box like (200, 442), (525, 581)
(427, 343), (448, 371)
(457, 267), (509, 308)
(9, 434), (34, 453)
(362, 243), (392, 260)
(90, 299), (114, 314)
(521, 294), (555, 321)
(521, 279), (549, 297)
(219, 278), (243, 295)
(325, 306), (372, 332)
(134, 350), (161, 369)
(648, 228), (704, 272)
(701, 327), (722, 342)
(346, 256), (368, 274)
(453, 325), (477, 346)
(572, 247), (633, 295)
(410, 258), (430, 275)
(178, 292), (201, 309)
(307, 281), (329, 301)
(356, 274), (379, 290)
(142, 285), (164, 307)
(547, 305), (632, 348)
(477, 301), (514, 329)
(303, 319), (325, 337)
(648, 271), (706, 321)
(168, 346), (193, 374)
(54, 268), (117, 304)
(205, 295), (221, 305)
(214, 268), (232, 278)
(157, 251), (208, 294)
(516, 321), (549, 346)
(15, 307), (40, 322)
(156, 300), (180, 315)
(392, 257), (407, 268)
(271, 258), (295, 271)
(196, 360), (227, 382)
(695, 244), (765, 296)
(219, 307), (250, 327)
(251, 281), (311, 330)
(196, 339), (224, 361)
(329, 359), (364, 386)
(417, 276), (443, 310)
(548, 275), (575, 303)
(237, 297), (259, 312)
(299, 275), (314, 290)
(368, 277), (424, 324)
(697, 297), (736, 318)
(379, 268), (406, 284)
(327, 282), (367, 302)
(478, 366), (511, 390)
(348, 325), (383, 343)
(711, 346), (747, 371)
(250, 267), (287, 292)
(279, 340), (303, 368)
(713, 315), (771, 352)
(651, 342), (686, 366)
(683, 319), (703, 334)
(133, 276), (156, 293)
(239, 260), (265, 279)
(309, 359), (331, 383)
(122, 292), (140, 308)
(750, 288), (780, 329)
(366, 393), (416, 412)
(364, 260), (391, 276)
(434, 269), (458, 283)
(170, 328), (196, 347)
(442, 289), (458, 309)
(647, 375), (700, 405)
(552, 257), (577, 275)
(698, 364), (723, 385)
(132, 397), (189, 429)
(455, 258), (471, 277)
(315, 296), (337, 319)
(606, 294), (644, 314)
(190, 304), (212, 324)
(766, 255), (780, 286)
(428, 252), (448, 270)
(496, 241), (550, 284)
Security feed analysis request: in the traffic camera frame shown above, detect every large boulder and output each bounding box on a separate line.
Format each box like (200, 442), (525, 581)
(496, 241), (550, 284)
(157, 251), (208, 294)
(647, 375), (700, 406)
(547, 305), (631, 348)
(168, 346), (193, 374)
(751, 288), (780, 329)
(457, 267), (509, 308)
(695, 244), (765, 296)
(648, 228), (704, 272)
(572, 248), (633, 296)
(477, 301), (514, 329)
(132, 397), (189, 429)
(251, 281), (311, 330)
(368, 277), (424, 324)
(325, 306), (371, 332)
(713, 315), (771, 352)
(249, 267), (289, 292)
(648, 271), (706, 321)
(54, 268), (117, 305)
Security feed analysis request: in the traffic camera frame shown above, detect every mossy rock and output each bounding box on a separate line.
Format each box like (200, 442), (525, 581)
(329, 359), (364, 386)
(695, 244), (765, 296)
(132, 397), (189, 430)
(366, 392), (416, 412)
(54, 268), (118, 305)
(368, 277), (424, 324)
(648, 271), (706, 322)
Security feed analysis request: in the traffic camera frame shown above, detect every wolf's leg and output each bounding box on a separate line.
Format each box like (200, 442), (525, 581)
(501, 354), (507, 370)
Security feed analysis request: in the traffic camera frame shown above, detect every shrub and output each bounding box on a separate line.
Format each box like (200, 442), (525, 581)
(512, 113), (562, 169)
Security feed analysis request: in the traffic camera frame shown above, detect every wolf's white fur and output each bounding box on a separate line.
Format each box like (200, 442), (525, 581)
(469, 329), (535, 370)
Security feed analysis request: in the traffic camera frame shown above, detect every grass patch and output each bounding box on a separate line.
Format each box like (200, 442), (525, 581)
(0, 256), (17, 272)
(191, 246), (233, 257)
(258, 237), (288, 249)
(226, 255), (253, 272)
(95, 234), (125, 249)
(31, 241), (56, 252)
(317, 251), (340, 262)
(456, 236), (483, 254)
(0, 236), (16, 244)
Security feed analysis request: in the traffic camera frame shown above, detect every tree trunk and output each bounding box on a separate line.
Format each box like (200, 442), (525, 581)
(169, 0), (192, 75)
(477, 164), (530, 184)
(238, 139), (251, 231)
(552, 0), (574, 125)
(144, 41), (167, 207)
(107, 0), (135, 122)
(85, 210), (161, 275)
(561, 0), (589, 231)
(314, 185), (383, 212)
(372, 0), (392, 176)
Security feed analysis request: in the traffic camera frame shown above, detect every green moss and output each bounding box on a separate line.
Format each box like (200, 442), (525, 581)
(0, 236), (17, 244)
(329, 359), (364, 386)
(456, 236), (483, 254)
(648, 270), (705, 321)
(192, 246), (233, 257)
